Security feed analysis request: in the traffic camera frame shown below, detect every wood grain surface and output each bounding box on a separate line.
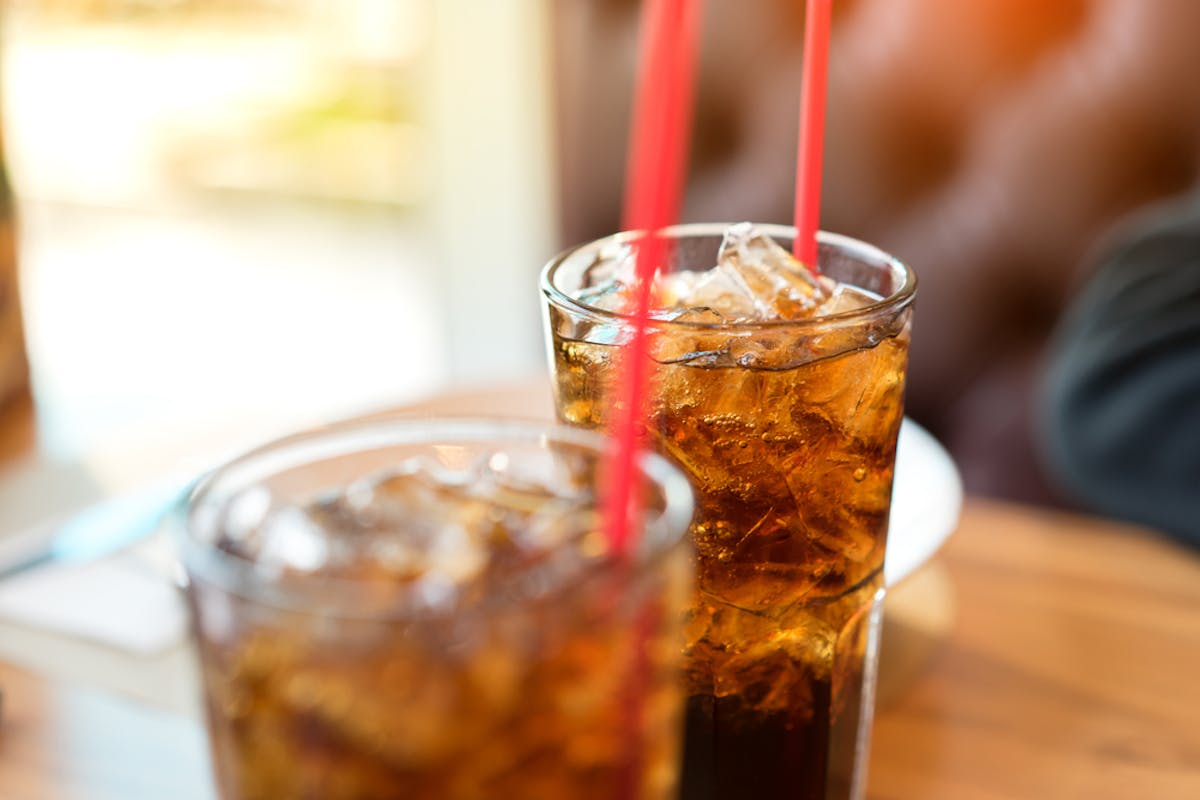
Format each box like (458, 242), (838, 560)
(0, 661), (212, 800)
(868, 499), (1200, 800)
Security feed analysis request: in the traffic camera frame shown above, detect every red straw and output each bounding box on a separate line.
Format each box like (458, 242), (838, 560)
(605, 0), (701, 557)
(792, 0), (833, 270)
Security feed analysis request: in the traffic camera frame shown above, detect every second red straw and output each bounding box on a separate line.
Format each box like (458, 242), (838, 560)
(605, 0), (701, 556)
(793, 0), (833, 270)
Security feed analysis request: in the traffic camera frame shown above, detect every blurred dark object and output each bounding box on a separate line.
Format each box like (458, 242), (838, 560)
(552, 0), (1200, 506)
(0, 68), (28, 423)
(1040, 191), (1200, 547)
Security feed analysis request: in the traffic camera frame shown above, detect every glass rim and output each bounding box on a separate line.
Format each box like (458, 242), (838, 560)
(540, 222), (917, 332)
(174, 417), (695, 618)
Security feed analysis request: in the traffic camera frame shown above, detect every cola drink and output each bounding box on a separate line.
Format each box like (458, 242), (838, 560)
(542, 223), (915, 799)
(178, 420), (695, 800)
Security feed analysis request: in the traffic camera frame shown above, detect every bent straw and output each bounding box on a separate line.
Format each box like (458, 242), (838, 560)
(605, 0), (701, 556)
(793, 0), (833, 271)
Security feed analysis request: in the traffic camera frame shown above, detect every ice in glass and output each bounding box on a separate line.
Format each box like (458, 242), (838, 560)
(177, 420), (695, 800)
(542, 223), (915, 799)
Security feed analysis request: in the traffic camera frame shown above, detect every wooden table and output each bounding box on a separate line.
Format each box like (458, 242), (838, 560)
(1, 383), (1198, 799)
(868, 499), (1200, 800)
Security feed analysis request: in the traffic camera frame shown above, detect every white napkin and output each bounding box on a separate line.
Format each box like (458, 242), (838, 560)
(0, 477), (191, 661)
(0, 546), (187, 656)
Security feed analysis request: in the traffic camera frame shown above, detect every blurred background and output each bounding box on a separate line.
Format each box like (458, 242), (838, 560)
(0, 0), (556, 527)
(1, 0), (1198, 532)
(554, 0), (1200, 516)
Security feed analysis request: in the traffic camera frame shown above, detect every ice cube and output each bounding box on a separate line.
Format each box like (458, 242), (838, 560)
(650, 309), (732, 365)
(344, 462), (490, 586)
(713, 222), (834, 321)
(813, 283), (876, 317)
(576, 242), (637, 312)
(344, 459), (467, 529)
(658, 264), (760, 321)
(579, 240), (635, 291)
(576, 281), (633, 314)
(222, 485), (273, 541)
(257, 506), (334, 573)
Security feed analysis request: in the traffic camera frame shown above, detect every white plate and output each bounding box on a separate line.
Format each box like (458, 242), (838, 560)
(885, 418), (963, 586)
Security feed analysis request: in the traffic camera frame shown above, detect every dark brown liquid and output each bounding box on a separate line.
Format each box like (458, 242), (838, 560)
(682, 690), (831, 799)
(680, 576), (880, 800)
